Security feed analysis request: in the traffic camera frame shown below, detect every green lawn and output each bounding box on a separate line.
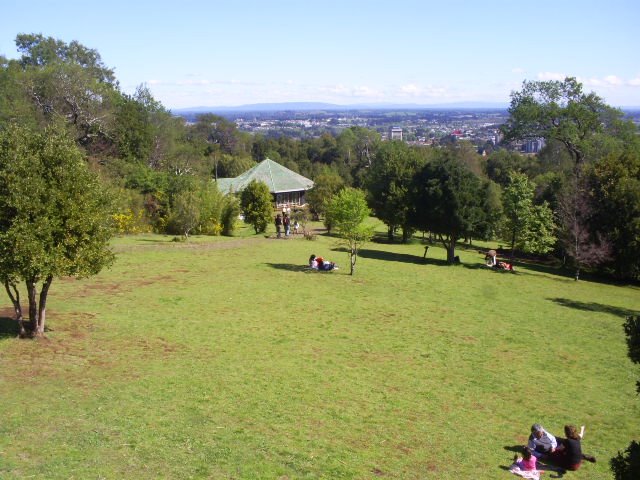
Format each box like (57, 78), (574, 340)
(1, 226), (638, 479)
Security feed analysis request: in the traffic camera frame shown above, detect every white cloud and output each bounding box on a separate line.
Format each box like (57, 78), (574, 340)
(579, 77), (604, 87)
(628, 77), (640, 86)
(352, 86), (383, 98)
(400, 83), (422, 95)
(397, 83), (449, 99)
(317, 84), (382, 99)
(176, 79), (211, 86)
(537, 72), (566, 81)
(321, 84), (351, 95)
(604, 75), (623, 86)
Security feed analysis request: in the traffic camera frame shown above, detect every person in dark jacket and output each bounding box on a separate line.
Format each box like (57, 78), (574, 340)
(550, 425), (596, 470)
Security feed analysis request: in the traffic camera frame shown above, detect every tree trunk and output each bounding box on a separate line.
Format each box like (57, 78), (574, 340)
(446, 243), (456, 264)
(438, 233), (457, 264)
(350, 248), (356, 276)
(387, 225), (394, 242)
(4, 280), (25, 337)
(26, 279), (38, 336)
(36, 275), (53, 336)
(510, 230), (516, 264)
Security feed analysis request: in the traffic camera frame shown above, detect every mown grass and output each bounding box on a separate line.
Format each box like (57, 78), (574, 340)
(0, 224), (638, 479)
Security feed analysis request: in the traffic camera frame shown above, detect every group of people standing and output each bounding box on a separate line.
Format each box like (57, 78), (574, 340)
(274, 212), (298, 238)
(512, 423), (596, 475)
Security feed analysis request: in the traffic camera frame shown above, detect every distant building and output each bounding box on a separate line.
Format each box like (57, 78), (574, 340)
(390, 126), (403, 141)
(216, 158), (314, 209)
(523, 138), (546, 153)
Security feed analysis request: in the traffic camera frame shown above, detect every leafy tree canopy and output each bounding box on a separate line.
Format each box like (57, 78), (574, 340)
(326, 188), (373, 275)
(502, 77), (620, 167)
(409, 152), (487, 263)
(0, 123), (115, 337)
(240, 180), (273, 234)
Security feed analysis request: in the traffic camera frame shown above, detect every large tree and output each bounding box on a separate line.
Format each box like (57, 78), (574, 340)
(500, 172), (556, 263)
(557, 178), (611, 280)
(0, 123), (115, 337)
(502, 77), (618, 170)
(306, 169), (345, 222)
(366, 141), (425, 242)
(15, 33), (116, 84)
(326, 188), (373, 275)
(409, 154), (487, 264)
(240, 180), (273, 234)
(15, 34), (119, 147)
(588, 151), (640, 280)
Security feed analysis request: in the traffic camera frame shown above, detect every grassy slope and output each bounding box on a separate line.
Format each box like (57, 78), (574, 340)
(0, 227), (638, 479)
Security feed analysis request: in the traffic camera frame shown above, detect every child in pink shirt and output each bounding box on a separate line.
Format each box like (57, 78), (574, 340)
(514, 447), (540, 471)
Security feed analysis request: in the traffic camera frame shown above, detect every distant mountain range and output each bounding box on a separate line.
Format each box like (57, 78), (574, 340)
(171, 101), (510, 114)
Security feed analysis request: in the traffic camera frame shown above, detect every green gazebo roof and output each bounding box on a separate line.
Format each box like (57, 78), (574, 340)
(216, 158), (314, 194)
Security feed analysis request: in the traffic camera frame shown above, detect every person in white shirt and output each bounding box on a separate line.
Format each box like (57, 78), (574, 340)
(527, 423), (557, 459)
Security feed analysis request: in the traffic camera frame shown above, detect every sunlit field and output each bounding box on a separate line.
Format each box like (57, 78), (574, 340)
(1, 226), (638, 479)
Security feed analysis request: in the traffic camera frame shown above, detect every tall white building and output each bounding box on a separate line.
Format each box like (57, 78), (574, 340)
(390, 126), (403, 141)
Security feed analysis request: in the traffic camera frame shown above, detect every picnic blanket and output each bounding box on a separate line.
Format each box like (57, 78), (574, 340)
(508, 463), (542, 480)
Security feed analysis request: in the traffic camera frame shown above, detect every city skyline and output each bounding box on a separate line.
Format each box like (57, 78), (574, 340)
(2, 0), (639, 109)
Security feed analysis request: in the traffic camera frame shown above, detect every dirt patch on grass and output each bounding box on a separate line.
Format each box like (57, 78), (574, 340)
(0, 309), (184, 387)
(112, 237), (264, 253)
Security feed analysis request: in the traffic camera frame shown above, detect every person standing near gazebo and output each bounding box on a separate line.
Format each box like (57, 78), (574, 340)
(275, 214), (283, 238)
(283, 213), (291, 236)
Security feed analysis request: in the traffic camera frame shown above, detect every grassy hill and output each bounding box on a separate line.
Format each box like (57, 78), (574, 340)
(1, 226), (638, 479)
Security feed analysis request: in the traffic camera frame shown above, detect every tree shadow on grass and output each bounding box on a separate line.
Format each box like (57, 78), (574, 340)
(356, 248), (449, 267)
(266, 263), (321, 274)
(0, 316), (19, 339)
(549, 298), (637, 318)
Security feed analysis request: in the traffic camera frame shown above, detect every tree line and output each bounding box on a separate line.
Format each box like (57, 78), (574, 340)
(1, 35), (639, 288)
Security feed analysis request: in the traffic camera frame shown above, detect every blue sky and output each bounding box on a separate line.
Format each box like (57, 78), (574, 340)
(2, 0), (639, 109)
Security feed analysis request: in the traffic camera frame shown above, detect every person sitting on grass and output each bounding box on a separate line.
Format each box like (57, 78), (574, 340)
(497, 261), (514, 271)
(511, 446), (545, 478)
(308, 254), (337, 271)
(549, 425), (596, 471)
(513, 447), (539, 470)
(527, 424), (557, 459)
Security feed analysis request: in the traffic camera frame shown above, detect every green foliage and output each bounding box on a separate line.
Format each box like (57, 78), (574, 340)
(366, 141), (425, 242)
(589, 151), (640, 280)
(196, 181), (224, 235)
(409, 153), (487, 263)
(240, 180), (273, 234)
(479, 180), (503, 240)
(484, 149), (534, 187)
(221, 195), (241, 236)
(168, 190), (200, 238)
(0, 123), (115, 335)
(611, 441), (640, 480)
(15, 33), (116, 83)
(611, 316), (640, 479)
(502, 76), (620, 166)
(306, 168), (345, 221)
(113, 86), (160, 163)
(501, 172), (556, 259)
(623, 315), (640, 368)
(326, 188), (373, 275)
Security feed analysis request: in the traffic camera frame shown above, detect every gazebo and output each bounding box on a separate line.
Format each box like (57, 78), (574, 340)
(216, 158), (314, 209)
